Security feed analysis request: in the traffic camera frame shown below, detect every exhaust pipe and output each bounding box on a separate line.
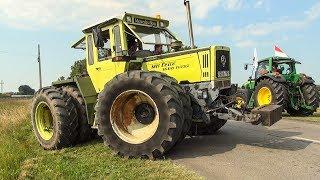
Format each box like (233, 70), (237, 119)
(184, 0), (195, 49)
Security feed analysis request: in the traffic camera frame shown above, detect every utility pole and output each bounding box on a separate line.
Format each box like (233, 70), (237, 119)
(0, 80), (3, 93)
(37, 44), (43, 89)
(184, 0), (195, 49)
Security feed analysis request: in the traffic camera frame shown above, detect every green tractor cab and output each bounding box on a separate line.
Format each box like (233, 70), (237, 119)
(237, 56), (319, 116)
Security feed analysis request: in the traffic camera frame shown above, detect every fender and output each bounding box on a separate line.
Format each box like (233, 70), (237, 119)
(299, 73), (315, 85)
(52, 76), (97, 125)
(255, 74), (286, 85)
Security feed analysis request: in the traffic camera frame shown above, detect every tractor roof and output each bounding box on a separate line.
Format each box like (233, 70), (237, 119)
(82, 12), (170, 33)
(258, 56), (301, 64)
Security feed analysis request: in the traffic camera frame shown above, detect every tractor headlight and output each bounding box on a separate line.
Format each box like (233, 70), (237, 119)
(126, 16), (132, 23)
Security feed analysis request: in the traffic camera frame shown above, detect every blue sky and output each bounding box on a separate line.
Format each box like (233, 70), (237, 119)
(0, 0), (319, 92)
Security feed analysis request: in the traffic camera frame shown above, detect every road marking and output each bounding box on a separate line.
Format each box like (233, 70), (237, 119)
(290, 136), (320, 144)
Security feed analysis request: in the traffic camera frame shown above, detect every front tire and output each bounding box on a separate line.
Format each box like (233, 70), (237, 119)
(95, 71), (184, 159)
(31, 87), (78, 149)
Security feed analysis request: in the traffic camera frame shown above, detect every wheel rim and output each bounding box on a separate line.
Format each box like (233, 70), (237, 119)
(35, 102), (54, 141)
(257, 87), (272, 106)
(110, 90), (159, 144)
(235, 96), (245, 109)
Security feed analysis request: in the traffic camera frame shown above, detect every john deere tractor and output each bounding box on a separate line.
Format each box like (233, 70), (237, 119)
(236, 56), (319, 116)
(31, 10), (282, 159)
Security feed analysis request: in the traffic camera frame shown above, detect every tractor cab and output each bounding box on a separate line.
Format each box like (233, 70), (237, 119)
(71, 13), (182, 91)
(72, 13), (180, 61)
(255, 57), (301, 80)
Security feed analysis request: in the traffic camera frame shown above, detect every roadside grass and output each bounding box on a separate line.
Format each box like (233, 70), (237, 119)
(0, 99), (201, 180)
(283, 109), (320, 123)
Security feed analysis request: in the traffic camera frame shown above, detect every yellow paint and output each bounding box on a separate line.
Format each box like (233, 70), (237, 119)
(83, 16), (231, 93)
(257, 87), (272, 106)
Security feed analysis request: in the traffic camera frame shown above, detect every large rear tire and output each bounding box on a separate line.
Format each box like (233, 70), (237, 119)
(31, 87), (78, 149)
(156, 74), (192, 143)
(95, 71), (184, 159)
(254, 78), (287, 108)
(296, 83), (319, 116)
(62, 86), (94, 143)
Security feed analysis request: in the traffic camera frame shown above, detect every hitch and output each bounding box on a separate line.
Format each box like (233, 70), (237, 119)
(210, 105), (283, 126)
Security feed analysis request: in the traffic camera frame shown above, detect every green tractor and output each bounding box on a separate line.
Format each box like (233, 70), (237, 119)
(236, 56), (319, 116)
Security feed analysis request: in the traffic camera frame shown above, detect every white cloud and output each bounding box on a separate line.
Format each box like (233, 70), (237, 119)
(254, 0), (265, 9)
(306, 2), (320, 21)
(224, 0), (243, 11)
(194, 25), (222, 36)
(0, 0), (225, 30)
(235, 40), (256, 48)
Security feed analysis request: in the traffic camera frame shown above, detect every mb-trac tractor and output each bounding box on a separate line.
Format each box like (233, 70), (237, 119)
(236, 56), (319, 116)
(31, 2), (282, 159)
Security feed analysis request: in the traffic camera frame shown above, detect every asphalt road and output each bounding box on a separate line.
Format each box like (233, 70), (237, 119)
(170, 119), (320, 180)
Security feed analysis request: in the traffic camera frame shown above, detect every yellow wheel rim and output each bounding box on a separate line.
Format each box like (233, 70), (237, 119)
(235, 96), (245, 109)
(35, 102), (54, 141)
(257, 87), (272, 106)
(110, 90), (159, 145)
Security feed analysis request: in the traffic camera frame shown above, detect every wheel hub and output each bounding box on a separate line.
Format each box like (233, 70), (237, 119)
(257, 87), (272, 106)
(35, 102), (54, 141)
(134, 103), (155, 125)
(110, 90), (159, 144)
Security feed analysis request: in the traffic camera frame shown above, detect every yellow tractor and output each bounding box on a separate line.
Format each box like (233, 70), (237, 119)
(31, 2), (282, 159)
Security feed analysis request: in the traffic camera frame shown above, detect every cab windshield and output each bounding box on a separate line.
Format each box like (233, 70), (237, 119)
(131, 25), (176, 45)
(125, 24), (177, 56)
(275, 62), (294, 75)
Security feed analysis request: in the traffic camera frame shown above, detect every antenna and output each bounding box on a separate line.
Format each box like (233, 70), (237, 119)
(37, 44), (43, 89)
(0, 80), (3, 93)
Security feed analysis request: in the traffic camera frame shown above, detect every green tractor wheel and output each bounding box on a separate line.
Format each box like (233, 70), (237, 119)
(254, 78), (287, 108)
(235, 89), (249, 110)
(31, 87), (78, 149)
(95, 71), (184, 159)
(288, 83), (319, 116)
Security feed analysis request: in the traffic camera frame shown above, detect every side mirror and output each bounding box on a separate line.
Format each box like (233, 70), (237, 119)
(93, 27), (104, 48)
(244, 64), (249, 70)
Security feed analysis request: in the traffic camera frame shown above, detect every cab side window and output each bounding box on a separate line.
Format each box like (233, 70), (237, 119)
(98, 30), (112, 61)
(87, 35), (94, 65)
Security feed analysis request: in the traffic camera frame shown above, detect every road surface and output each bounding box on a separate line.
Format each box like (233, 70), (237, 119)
(171, 119), (320, 180)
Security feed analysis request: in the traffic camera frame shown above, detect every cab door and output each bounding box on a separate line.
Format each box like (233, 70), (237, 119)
(86, 29), (116, 92)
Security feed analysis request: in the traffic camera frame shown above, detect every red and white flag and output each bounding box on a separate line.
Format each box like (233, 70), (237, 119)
(274, 45), (288, 58)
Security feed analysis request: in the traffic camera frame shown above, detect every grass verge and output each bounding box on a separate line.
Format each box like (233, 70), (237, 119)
(0, 99), (201, 179)
(283, 109), (320, 123)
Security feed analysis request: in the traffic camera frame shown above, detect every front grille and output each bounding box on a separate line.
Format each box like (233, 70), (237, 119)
(216, 50), (230, 78)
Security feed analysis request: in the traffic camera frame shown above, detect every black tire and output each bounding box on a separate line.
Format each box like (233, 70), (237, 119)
(95, 71), (184, 159)
(254, 78), (287, 108)
(31, 87), (78, 149)
(62, 86), (94, 143)
(188, 116), (227, 136)
(299, 83), (319, 116)
(235, 89), (249, 110)
(153, 73), (192, 143)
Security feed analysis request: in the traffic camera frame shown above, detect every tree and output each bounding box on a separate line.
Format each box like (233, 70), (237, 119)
(18, 85), (35, 95)
(70, 59), (86, 77)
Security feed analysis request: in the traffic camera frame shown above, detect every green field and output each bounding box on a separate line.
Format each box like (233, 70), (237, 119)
(0, 99), (201, 179)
